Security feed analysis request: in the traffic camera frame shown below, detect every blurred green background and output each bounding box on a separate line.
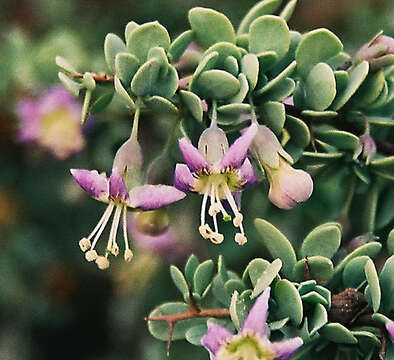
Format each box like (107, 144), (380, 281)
(0, 1), (393, 359)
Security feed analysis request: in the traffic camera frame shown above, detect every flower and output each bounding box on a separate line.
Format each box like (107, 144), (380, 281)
(353, 133), (376, 165)
(202, 287), (303, 360)
(386, 319), (394, 342)
(251, 125), (313, 210)
(16, 85), (86, 159)
(355, 34), (394, 71)
(71, 138), (186, 269)
(174, 123), (257, 245)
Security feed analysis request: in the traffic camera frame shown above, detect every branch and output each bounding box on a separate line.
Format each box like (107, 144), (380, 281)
(71, 72), (114, 83)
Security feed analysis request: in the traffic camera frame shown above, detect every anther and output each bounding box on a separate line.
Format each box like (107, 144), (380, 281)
(85, 249), (98, 262)
(199, 224), (213, 239)
(96, 256), (110, 270)
(111, 243), (119, 256)
(79, 237), (91, 252)
(210, 232), (224, 244)
(124, 249), (133, 262)
(208, 203), (221, 216)
(235, 233), (247, 245)
(233, 213), (243, 227)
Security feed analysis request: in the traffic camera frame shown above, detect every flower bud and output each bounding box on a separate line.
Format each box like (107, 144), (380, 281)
(353, 133), (376, 165)
(198, 126), (229, 165)
(266, 158), (313, 210)
(355, 34), (394, 71)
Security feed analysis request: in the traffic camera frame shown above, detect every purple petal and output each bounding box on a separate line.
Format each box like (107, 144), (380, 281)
(179, 137), (210, 172)
(39, 85), (76, 113)
(15, 99), (40, 143)
(174, 164), (196, 192)
(201, 323), (233, 356)
(109, 169), (128, 200)
(128, 185), (186, 210)
(70, 169), (109, 201)
(271, 337), (303, 359)
(220, 123), (258, 169)
(386, 320), (394, 342)
(242, 287), (270, 336)
(239, 158), (257, 188)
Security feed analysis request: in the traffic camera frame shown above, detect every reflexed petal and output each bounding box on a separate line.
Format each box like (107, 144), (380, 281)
(386, 320), (394, 342)
(128, 185), (186, 210)
(239, 158), (257, 188)
(174, 164), (196, 192)
(109, 169), (128, 200)
(201, 323), (233, 356)
(70, 169), (109, 201)
(271, 337), (303, 359)
(220, 123), (258, 169)
(242, 287), (270, 336)
(179, 137), (210, 172)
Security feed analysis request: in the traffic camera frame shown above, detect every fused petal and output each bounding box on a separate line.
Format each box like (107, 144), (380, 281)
(242, 287), (270, 336)
(239, 158), (257, 188)
(201, 323), (233, 356)
(386, 320), (394, 342)
(271, 337), (303, 359)
(128, 185), (186, 211)
(109, 169), (128, 200)
(220, 123), (258, 169)
(179, 137), (210, 172)
(174, 163), (196, 192)
(70, 169), (109, 201)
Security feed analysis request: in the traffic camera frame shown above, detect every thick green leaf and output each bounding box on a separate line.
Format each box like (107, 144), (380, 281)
(241, 53), (259, 90)
(264, 78), (295, 102)
(301, 110), (338, 118)
(300, 223), (341, 259)
(259, 101), (285, 135)
(229, 291), (240, 329)
(184, 254), (200, 285)
(115, 52), (139, 85)
(279, 0), (298, 21)
(238, 0), (283, 35)
(58, 72), (80, 97)
(196, 70), (240, 99)
(295, 28), (343, 79)
(104, 33), (127, 72)
(388, 229), (394, 256)
(148, 302), (206, 341)
(249, 15), (290, 61)
(148, 47), (169, 76)
(189, 51), (219, 92)
(218, 103), (251, 116)
(127, 21), (170, 62)
(170, 265), (189, 298)
(257, 51), (278, 71)
(285, 115), (310, 148)
(225, 279), (246, 296)
(185, 324), (207, 346)
(320, 323), (358, 344)
(269, 317), (289, 331)
(334, 70), (349, 92)
(316, 130), (360, 152)
(194, 260), (214, 295)
(228, 74), (249, 103)
(301, 291), (328, 306)
(378, 255), (394, 313)
(342, 256), (369, 289)
(168, 30), (194, 62)
(309, 303), (328, 335)
(354, 70), (385, 107)
(188, 7), (235, 49)
(180, 90), (203, 122)
(298, 280), (317, 295)
(204, 42), (241, 68)
(131, 58), (160, 96)
(212, 274), (231, 306)
(89, 92), (114, 114)
(251, 259), (282, 299)
(114, 75), (135, 108)
(331, 60), (369, 110)
(55, 56), (77, 73)
(293, 256), (334, 283)
(224, 55), (239, 76)
(144, 96), (178, 115)
(370, 156), (394, 180)
(305, 62), (336, 111)
(246, 258), (270, 286)
(124, 21), (140, 44)
(274, 279), (303, 326)
(254, 219), (297, 278)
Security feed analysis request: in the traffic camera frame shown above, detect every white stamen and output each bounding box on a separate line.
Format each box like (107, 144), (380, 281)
(96, 256), (110, 270)
(210, 184), (220, 233)
(86, 203), (114, 240)
(215, 190), (231, 221)
(107, 205), (122, 255)
(233, 213), (243, 227)
(200, 189), (209, 226)
(90, 203), (115, 251)
(122, 205), (131, 250)
(208, 203), (221, 216)
(79, 237), (91, 252)
(235, 233), (247, 245)
(85, 249), (98, 262)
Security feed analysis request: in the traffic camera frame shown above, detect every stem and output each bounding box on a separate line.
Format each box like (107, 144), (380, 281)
(81, 89), (92, 124)
(363, 179), (380, 233)
(163, 114), (181, 155)
(248, 94), (258, 124)
(131, 97), (142, 140)
(339, 174), (357, 221)
(146, 308), (230, 323)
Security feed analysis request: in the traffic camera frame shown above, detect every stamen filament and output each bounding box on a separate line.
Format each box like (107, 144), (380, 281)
(215, 187), (230, 220)
(107, 204), (122, 256)
(91, 203), (115, 250)
(200, 188), (209, 226)
(87, 203), (114, 240)
(122, 205), (130, 250)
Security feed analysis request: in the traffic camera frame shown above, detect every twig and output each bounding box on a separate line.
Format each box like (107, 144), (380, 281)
(71, 72), (114, 83)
